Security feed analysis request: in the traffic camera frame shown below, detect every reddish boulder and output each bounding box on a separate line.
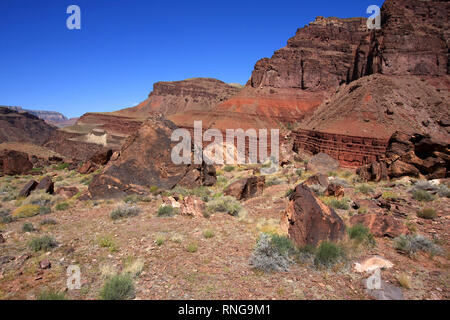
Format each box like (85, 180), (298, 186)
(357, 162), (389, 182)
(56, 186), (79, 199)
(325, 183), (345, 198)
(307, 153), (339, 174)
(224, 176), (265, 200)
(350, 214), (408, 238)
(0, 150), (33, 175)
(89, 149), (113, 165)
(39, 259), (51, 270)
(0, 234), (5, 244)
(78, 161), (98, 174)
(281, 184), (346, 247)
(18, 180), (38, 198)
(36, 176), (54, 194)
(180, 196), (206, 217)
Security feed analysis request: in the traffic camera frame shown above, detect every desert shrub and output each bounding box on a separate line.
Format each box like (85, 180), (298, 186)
(382, 191), (398, 200)
(309, 184), (326, 196)
(54, 163), (69, 171)
(206, 196), (242, 216)
(203, 229), (214, 239)
(100, 274), (134, 300)
(436, 184), (450, 198)
(223, 165), (235, 172)
(411, 180), (436, 192)
(55, 202), (70, 211)
(397, 273), (412, 289)
(37, 289), (66, 300)
(270, 234), (296, 255)
(296, 244), (317, 263)
(327, 171), (338, 177)
(0, 209), (11, 218)
(28, 235), (57, 252)
(123, 194), (140, 204)
(326, 197), (350, 210)
(157, 205), (176, 217)
(39, 206), (52, 215)
(266, 178), (283, 186)
(22, 222), (35, 232)
(190, 186), (212, 202)
(347, 224), (375, 246)
(26, 190), (53, 207)
(394, 234), (442, 256)
(1, 215), (16, 224)
(155, 237), (164, 246)
(417, 208), (437, 220)
(358, 207), (368, 215)
(97, 235), (118, 252)
(249, 233), (294, 272)
(110, 205), (141, 220)
(295, 169), (303, 177)
(187, 243), (198, 253)
(12, 204), (41, 218)
(412, 190), (434, 202)
(123, 259), (144, 277)
(314, 241), (345, 268)
(357, 184), (374, 195)
(40, 218), (57, 226)
(149, 185), (159, 195)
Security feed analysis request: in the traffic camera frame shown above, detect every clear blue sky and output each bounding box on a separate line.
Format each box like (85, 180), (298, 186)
(0, 0), (384, 118)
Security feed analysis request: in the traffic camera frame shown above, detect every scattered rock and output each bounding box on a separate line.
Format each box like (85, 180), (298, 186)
(78, 161), (98, 174)
(325, 183), (345, 198)
(89, 149), (113, 165)
(0, 234), (5, 244)
(0, 150), (33, 175)
(179, 196), (206, 217)
(357, 162), (388, 182)
(39, 259), (51, 270)
(350, 214), (408, 238)
(36, 176), (54, 194)
(354, 256), (393, 273)
(224, 176), (265, 200)
(302, 173), (329, 189)
(18, 180), (38, 198)
(307, 153), (339, 174)
(281, 184), (346, 246)
(56, 186), (79, 199)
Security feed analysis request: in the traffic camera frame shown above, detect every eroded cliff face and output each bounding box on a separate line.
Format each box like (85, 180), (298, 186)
(115, 78), (242, 118)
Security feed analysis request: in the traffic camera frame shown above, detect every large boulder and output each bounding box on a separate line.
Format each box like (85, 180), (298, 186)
(307, 153), (339, 174)
(87, 116), (216, 199)
(18, 180), (38, 198)
(56, 186), (79, 199)
(281, 184), (346, 247)
(350, 214), (408, 238)
(36, 176), (54, 194)
(89, 149), (113, 166)
(0, 150), (33, 175)
(223, 176), (265, 200)
(302, 173), (329, 189)
(358, 132), (449, 181)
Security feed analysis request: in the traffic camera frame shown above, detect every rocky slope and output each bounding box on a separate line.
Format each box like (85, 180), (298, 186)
(3, 106), (72, 127)
(0, 107), (56, 145)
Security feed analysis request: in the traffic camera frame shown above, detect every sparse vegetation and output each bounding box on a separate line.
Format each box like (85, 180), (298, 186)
(187, 243), (198, 253)
(356, 184), (374, 195)
(28, 235), (57, 252)
(36, 289), (67, 300)
(100, 274), (134, 300)
(223, 165), (235, 172)
(347, 224), (375, 246)
(412, 190), (434, 202)
(110, 205), (141, 220)
(417, 208), (437, 220)
(55, 202), (70, 211)
(203, 229), (214, 239)
(382, 191), (398, 200)
(295, 169), (303, 177)
(314, 241), (345, 268)
(40, 218), (57, 226)
(394, 234), (442, 256)
(12, 204), (41, 218)
(249, 233), (294, 272)
(157, 205), (176, 217)
(22, 222), (35, 232)
(322, 197), (350, 210)
(97, 235), (118, 252)
(207, 196), (242, 216)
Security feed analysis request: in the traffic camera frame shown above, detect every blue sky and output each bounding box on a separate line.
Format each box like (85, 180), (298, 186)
(0, 0), (384, 118)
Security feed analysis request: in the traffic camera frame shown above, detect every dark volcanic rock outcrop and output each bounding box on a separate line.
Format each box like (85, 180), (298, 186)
(358, 131), (450, 181)
(224, 176), (266, 201)
(87, 116), (216, 199)
(0, 150), (33, 175)
(281, 184), (346, 246)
